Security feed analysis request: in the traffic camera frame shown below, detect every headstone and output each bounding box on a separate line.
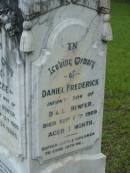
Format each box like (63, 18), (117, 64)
(0, 0), (112, 173)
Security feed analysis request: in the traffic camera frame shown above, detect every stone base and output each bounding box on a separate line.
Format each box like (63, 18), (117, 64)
(40, 153), (106, 173)
(0, 146), (106, 173)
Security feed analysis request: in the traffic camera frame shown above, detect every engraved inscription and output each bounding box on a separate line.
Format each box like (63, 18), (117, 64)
(68, 42), (78, 51)
(48, 57), (95, 76)
(0, 57), (19, 141)
(0, 31), (25, 156)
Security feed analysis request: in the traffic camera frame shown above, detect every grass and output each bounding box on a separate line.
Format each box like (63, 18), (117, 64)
(102, 2), (130, 173)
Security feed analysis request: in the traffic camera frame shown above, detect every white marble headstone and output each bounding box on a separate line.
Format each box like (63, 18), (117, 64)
(0, 0), (112, 173)
(31, 8), (106, 162)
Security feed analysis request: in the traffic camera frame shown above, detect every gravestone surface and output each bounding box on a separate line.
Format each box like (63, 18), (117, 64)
(31, 9), (105, 162)
(0, 0), (112, 173)
(0, 30), (25, 157)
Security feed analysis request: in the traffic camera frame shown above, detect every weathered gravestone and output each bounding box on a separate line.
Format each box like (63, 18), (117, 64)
(0, 0), (112, 173)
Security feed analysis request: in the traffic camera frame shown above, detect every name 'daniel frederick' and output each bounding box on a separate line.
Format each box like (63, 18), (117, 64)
(42, 79), (99, 98)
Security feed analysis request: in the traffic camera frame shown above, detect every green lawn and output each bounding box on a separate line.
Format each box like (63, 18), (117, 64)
(102, 2), (130, 173)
